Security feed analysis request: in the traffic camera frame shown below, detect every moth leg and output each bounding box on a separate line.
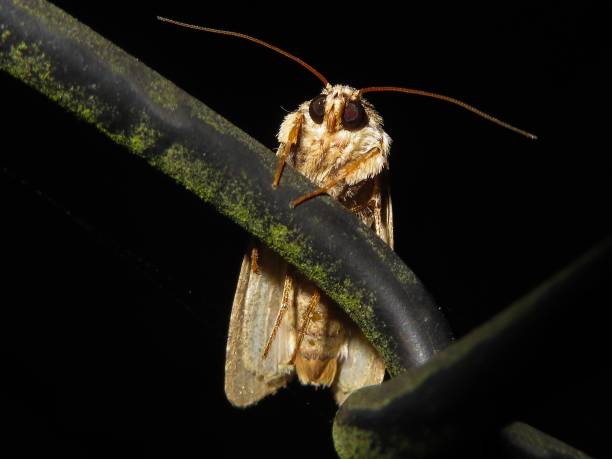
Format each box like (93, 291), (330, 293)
(262, 274), (294, 359)
(291, 148), (381, 207)
(250, 247), (260, 274)
(273, 112), (304, 188)
(371, 178), (384, 237)
(290, 290), (320, 363)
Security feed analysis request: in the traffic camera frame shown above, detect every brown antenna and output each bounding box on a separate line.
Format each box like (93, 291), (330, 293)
(157, 17), (329, 87)
(360, 86), (537, 139)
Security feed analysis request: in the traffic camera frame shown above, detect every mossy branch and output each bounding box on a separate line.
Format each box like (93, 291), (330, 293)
(333, 237), (610, 458)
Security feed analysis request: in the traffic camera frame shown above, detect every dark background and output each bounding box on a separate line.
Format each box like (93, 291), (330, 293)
(1, 1), (610, 457)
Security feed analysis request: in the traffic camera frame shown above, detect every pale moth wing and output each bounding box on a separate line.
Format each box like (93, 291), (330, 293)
(224, 244), (295, 407)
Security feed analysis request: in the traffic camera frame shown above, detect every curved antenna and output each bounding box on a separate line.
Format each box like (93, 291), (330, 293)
(157, 17), (329, 87)
(360, 86), (537, 139)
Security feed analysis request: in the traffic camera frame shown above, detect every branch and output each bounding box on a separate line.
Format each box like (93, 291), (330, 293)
(333, 237), (610, 457)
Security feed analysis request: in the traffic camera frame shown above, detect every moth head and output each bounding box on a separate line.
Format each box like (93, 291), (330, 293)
(308, 85), (369, 133)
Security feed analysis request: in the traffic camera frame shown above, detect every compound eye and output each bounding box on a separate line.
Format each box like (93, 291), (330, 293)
(308, 95), (327, 124)
(343, 100), (367, 130)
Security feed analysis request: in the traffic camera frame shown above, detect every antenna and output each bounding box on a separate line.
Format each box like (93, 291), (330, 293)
(360, 86), (537, 139)
(157, 17), (329, 87)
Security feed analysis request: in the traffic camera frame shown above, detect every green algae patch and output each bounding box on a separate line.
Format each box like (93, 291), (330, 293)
(268, 223), (306, 261)
(1, 40), (108, 126)
(1, 38), (159, 157)
(10, 0), (130, 77)
(335, 396), (456, 458)
(148, 78), (180, 111)
(152, 144), (223, 203)
(315, 268), (402, 375)
(129, 120), (159, 155)
(150, 143), (265, 238)
(356, 223), (418, 288)
(188, 97), (242, 138)
(187, 97), (276, 168)
(107, 115), (161, 157)
(4, 40), (51, 83)
(333, 423), (413, 459)
(333, 425), (386, 459)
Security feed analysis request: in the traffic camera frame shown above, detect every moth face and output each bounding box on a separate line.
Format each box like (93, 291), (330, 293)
(308, 85), (368, 133)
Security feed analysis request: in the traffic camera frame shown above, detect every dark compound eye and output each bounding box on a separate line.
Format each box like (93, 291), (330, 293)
(309, 95), (326, 124)
(342, 100), (367, 130)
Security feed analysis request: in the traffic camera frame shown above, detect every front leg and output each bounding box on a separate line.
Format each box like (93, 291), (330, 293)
(273, 112), (304, 188)
(291, 147), (383, 207)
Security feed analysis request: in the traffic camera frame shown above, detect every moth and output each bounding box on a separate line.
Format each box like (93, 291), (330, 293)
(158, 17), (536, 406)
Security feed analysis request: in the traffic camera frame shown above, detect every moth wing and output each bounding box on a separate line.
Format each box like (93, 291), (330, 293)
(224, 244), (295, 407)
(333, 327), (386, 404)
(375, 172), (394, 249)
(333, 175), (393, 404)
(383, 179), (394, 249)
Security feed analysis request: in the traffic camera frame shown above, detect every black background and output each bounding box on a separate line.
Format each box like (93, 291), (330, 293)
(1, 1), (610, 457)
